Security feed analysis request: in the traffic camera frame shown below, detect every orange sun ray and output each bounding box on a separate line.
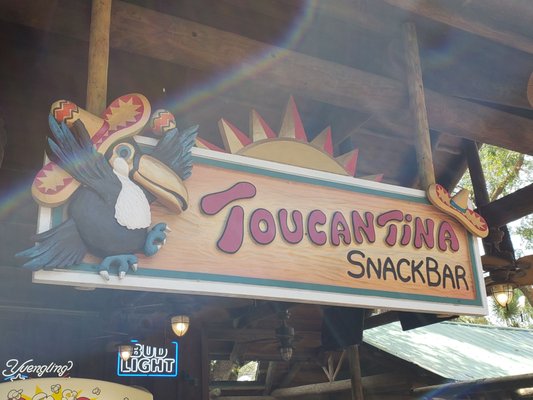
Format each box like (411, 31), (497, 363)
(195, 97), (382, 181)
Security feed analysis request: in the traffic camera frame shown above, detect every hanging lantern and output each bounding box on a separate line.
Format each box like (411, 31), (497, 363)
(490, 283), (515, 308)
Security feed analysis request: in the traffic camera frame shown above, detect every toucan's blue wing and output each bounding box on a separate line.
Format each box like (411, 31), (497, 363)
(150, 125), (198, 180)
(16, 219), (87, 270)
(47, 115), (119, 203)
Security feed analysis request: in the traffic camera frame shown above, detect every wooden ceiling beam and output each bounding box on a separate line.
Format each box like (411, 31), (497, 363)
(210, 382), (265, 391)
(412, 372), (533, 397)
(232, 302), (282, 329)
(270, 372), (413, 397)
(209, 350), (316, 363)
(424, 89), (533, 155)
(231, 0), (533, 110)
(206, 327), (321, 343)
(77, 0), (533, 154)
(2, 0), (533, 154)
(207, 327), (275, 342)
(383, 0), (533, 55)
(0, 1), (90, 40)
(476, 182), (533, 227)
(111, 1), (533, 155)
(217, 397), (275, 400)
(312, 0), (397, 36)
(264, 0), (533, 113)
(384, 39), (533, 111)
(364, 311), (400, 330)
(278, 362), (303, 388)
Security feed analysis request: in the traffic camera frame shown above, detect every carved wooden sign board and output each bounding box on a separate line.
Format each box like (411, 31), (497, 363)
(29, 95), (487, 316)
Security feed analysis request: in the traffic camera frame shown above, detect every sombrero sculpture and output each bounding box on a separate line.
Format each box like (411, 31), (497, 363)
(427, 183), (489, 238)
(31, 93), (152, 207)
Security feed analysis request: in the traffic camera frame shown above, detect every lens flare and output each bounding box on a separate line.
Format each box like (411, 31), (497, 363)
(157, 0), (318, 117)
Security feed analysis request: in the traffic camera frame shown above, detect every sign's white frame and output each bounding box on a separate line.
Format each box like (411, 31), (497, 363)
(33, 147), (488, 316)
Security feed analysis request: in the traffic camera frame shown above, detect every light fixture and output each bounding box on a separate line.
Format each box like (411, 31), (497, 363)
(516, 387), (533, 397)
(118, 344), (133, 361)
(276, 310), (295, 361)
(279, 345), (293, 362)
(171, 315), (190, 337)
(490, 283), (515, 308)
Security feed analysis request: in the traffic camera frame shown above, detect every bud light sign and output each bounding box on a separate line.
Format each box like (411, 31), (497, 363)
(117, 340), (178, 377)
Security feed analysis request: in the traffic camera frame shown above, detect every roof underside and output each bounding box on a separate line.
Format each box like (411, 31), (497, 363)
(1, 0), (533, 397)
(365, 321), (533, 381)
(1, 0), (532, 232)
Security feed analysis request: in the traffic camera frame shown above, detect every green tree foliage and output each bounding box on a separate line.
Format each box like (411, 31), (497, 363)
(458, 145), (533, 327)
(455, 315), (490, 325)
(490, 290), (533, 328)
(516, 216), (533, 253)
(460, 145), (533, 250)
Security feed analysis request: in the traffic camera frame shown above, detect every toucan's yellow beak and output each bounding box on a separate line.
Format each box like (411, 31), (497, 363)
(133, 154), (188, 213)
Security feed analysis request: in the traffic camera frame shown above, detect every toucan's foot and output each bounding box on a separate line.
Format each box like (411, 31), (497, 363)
(144, 223), (170, 256)
(98, 254), (138, 280)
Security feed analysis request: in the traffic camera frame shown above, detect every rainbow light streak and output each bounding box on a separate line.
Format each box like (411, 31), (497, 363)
(157, 1), (318, 118)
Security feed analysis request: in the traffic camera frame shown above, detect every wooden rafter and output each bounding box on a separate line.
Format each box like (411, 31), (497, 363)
(476, 182), (533, 227)
(278, 362), (302, 388)
(318, 351), (346, 383)
(464, 140), (490, 210)
(384, 0), (533, 55)
(263, 362), (277, 395)
(412, 372), (533, 397)
(269, 372), (412, 397)
(86, 0), (111, 115)
(163, 0), (533, 111)
(348, 345), (365, 400)
(364, 311), (400, 330)
(403, 21), (435, 190)
(2, 0), (533, 155)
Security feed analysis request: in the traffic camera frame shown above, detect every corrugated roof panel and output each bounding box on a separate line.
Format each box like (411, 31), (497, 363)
(363, 321), (533, 381)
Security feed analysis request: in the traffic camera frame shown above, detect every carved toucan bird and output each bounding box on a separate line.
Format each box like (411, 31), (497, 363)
(17, 115), (198, 279)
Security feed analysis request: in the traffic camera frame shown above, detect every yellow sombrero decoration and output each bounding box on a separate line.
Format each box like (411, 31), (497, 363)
(31, 94), (151, 207)
(427, 183), (489, 238)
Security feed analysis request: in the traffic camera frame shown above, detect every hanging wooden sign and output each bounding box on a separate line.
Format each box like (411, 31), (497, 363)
(27, 95), (487, 315)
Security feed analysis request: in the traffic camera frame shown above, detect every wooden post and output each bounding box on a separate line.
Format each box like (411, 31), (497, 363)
(332, 350), (346, 381)
(263, 361), (277, 395)
(0, 115), (6, 168)
(348, 345), (364, 400)
(464, 140), (490, 207)
(464, 140), (495, 254)
(86, 0), (112, 115)
(464, 140), (518, 261)
(279, 362), (302, 388)
(403, 22), (435, 190)
(201, 327), (210, 400)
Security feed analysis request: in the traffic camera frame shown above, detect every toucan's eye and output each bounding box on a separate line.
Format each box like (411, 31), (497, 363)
(115, 144), (133, 159)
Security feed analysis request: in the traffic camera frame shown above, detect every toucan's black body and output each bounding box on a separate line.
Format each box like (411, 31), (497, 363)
(17, 115), (198, 276)
(69, 188), (147, 258)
